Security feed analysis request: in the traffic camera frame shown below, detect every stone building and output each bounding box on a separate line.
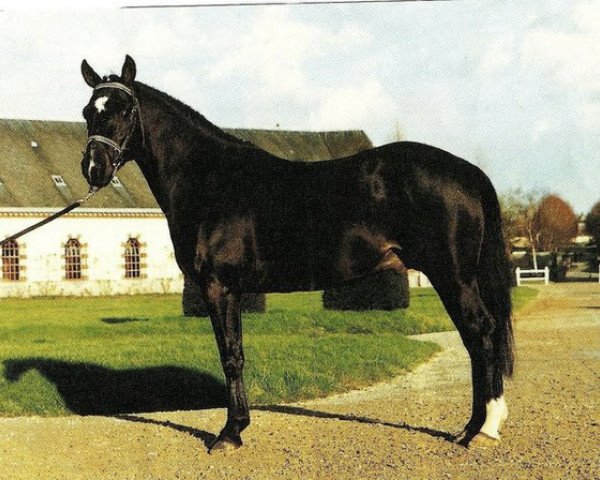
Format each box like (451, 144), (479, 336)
(0, 119), (386, 297)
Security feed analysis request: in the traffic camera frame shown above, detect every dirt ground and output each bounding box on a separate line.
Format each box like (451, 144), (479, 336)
(0, 283), (598, 480)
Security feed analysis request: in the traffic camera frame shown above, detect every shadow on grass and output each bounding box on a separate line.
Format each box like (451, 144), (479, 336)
(3, 358), (226, 415)
(254, 404), (456, 443)
(101, 317), (149, 324)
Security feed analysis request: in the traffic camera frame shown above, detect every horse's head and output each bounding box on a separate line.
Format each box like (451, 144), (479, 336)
(80, 55), (142, 189)
(4, 358), (37, 382)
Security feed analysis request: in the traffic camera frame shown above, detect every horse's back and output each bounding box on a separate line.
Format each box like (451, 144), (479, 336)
(205, 140), (497, 292)
(304, 141), (497, 280)
(301, 140), (494, 232)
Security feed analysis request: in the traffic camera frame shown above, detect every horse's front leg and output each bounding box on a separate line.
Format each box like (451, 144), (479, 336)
(203, 274), (249, 453)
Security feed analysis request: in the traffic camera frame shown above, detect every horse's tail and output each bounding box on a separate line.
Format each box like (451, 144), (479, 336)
(478, 182), (514, 378)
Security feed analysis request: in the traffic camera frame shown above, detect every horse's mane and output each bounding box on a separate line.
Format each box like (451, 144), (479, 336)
(120, 76), (252, 149)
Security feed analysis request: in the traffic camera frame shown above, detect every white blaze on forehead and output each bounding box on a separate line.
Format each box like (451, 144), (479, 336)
(480, 395), (508, 439)
(88, 159), (96, 179)
(94, 96), (109, 113)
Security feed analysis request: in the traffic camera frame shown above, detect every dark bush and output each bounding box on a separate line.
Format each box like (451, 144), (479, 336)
(322, 269), (410, 311)
(182, 277), (266, 317)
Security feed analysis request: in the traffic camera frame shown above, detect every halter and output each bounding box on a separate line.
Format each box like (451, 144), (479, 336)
(86, 81), (145, 172)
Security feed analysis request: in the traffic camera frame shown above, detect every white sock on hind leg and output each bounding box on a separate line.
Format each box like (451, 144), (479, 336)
(479, 395), (507, 439)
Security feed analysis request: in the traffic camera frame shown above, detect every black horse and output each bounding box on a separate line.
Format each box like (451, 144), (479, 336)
(80, 56), (514, 453)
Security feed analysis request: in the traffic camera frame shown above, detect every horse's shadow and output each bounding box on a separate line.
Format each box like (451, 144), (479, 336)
(3, 358), (455, 447)
(114, 414), (217, 448)
(3, 358), (227, 415)
(254, 405), (456, 443)
(116, 405), (456, 450)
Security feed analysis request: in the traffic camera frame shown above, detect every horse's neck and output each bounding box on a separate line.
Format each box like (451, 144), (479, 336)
(134, 88), (231, 215)
(133, 150), (171, 214)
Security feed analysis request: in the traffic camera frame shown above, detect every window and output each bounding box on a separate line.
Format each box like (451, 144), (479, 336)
(64, 239), (82, 280)
(124, 238), (141, 278)
(2, 240), (20, 281)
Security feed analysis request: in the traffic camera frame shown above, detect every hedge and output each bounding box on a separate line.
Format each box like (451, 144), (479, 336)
(322, 269), (410, 311)
(182, 277), (266, 316)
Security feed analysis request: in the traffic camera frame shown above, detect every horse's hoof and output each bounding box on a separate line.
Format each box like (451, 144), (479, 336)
(208, 437), (242, 455)
(453, 429), (472, 446)
(467, 432), (500, 449)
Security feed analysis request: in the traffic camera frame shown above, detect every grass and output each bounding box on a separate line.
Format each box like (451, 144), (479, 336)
(0, 287), (537, 417)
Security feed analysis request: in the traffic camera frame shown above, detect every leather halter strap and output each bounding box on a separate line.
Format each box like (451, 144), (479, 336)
(94, 81), (133, 96)
(86, 81), (145, 169)
(87, 134), (123, 153)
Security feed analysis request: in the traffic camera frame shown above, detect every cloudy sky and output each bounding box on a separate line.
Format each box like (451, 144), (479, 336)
(0, 0), (598, 214)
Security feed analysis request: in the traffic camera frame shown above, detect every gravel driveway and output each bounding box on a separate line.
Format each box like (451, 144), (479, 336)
(0, 283), (598, 479)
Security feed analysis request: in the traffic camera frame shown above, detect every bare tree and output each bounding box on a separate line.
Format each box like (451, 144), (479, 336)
(499, 188), (545, 269)
(390, 121), (404, 143)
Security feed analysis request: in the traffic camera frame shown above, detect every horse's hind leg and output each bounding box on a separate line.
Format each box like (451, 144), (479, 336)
(432, 274), (508, 448)
(202, 273), (250, 453)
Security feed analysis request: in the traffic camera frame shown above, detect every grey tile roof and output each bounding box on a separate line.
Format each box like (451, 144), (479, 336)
(0, 119), (372, 209)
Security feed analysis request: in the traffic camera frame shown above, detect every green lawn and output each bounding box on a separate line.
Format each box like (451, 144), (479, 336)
(0, 287), (537, 417)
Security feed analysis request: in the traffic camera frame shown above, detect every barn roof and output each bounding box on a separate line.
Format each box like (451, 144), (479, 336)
(0, 119), (372, 209)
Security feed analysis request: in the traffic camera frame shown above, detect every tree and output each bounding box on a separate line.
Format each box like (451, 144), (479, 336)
(499, 188), (545, 269)
(533, 194), (578, 252)
(585, 200), (600, 247)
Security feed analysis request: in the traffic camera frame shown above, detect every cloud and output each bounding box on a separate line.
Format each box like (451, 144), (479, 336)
(132, 22), (183, 59)
(578, 99), (600, 132)
(519, 3), (600, 136)
(160, 68), (200, 100)
(129, 12), (212, 62)
(0, 10), (134, 120)
(572, 1), (600, 30)
(479, 35), (515, 76)
(310, 79), (397, 133)
(191, 7), (388, 136)
(208, 8), (371, 98)
(531, 117), (554, 143)
(522, 12), (600, 91)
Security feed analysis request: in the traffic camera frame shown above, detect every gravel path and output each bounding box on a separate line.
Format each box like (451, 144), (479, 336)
(0, 283), (598, 479)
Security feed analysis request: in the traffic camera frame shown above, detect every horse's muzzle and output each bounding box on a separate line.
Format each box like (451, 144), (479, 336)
(82, 143), (115, 188)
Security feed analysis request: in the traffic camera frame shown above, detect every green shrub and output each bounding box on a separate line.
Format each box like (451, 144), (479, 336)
(182, 277), (266, 316)
(322, 270), (410, 311)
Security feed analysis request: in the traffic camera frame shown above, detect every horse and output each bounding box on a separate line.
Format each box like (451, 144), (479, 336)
(80, 55), (514, 453)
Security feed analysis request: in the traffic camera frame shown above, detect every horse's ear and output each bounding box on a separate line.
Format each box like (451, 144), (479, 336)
(81, 59), (101, 88)
(121, 55), (137, 86)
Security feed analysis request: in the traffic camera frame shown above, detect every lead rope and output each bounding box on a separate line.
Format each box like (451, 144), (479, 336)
(0, 188), (98, 247)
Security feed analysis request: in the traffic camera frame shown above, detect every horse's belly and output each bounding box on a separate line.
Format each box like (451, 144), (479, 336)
(250, 220), (405, 294)
(252, 226), (320, 293)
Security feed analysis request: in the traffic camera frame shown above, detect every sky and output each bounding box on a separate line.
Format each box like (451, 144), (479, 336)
(0, 0), (598, 214)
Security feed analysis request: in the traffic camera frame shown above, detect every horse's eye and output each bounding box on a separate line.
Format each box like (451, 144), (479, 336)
(121, 108), (130, 118)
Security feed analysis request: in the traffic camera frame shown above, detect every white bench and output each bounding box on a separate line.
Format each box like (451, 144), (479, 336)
(515, 266), (549, 286)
